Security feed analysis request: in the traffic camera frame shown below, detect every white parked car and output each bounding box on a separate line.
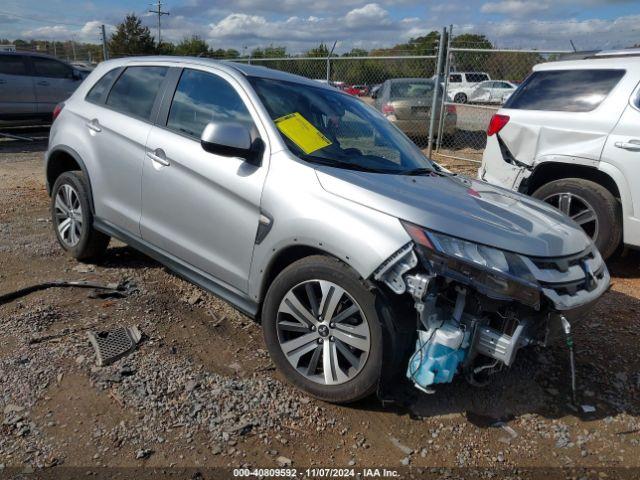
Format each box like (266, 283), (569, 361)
(479, 50), (640, 259)
(468, 80), (518, 104)
(446, 71), (491, 103)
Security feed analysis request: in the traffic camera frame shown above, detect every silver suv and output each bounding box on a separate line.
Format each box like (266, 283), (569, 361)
(46, 57), (609, 403)
(0, 52), (85, 121)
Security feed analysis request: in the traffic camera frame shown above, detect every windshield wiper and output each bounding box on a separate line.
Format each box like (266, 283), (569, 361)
(306, 158), (395, 174)
(399, 167), (435, 176)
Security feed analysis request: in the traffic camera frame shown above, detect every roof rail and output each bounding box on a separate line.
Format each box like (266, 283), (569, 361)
(552, 48), (640, 61)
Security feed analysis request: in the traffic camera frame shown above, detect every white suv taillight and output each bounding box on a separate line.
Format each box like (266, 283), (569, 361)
(487, 114), (509, 136)
(52, 103), (65, 122)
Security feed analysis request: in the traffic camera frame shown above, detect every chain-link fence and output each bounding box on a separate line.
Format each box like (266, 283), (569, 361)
(434, 47), (570, 164)
(9, 36), (575, 166)
(232, 55), (439, 146)
(231, 48), (573, 162)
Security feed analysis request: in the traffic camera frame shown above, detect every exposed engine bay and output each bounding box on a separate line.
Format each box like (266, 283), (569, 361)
(374, 224), (610, 393)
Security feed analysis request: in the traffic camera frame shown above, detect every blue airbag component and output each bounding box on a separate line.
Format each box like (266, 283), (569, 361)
(407, 330), (468, 388)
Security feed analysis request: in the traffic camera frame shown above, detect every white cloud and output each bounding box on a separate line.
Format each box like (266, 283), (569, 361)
(344, 3), (391, 28)
(481, 0), (550, 16)
(21, 20), (114, 43)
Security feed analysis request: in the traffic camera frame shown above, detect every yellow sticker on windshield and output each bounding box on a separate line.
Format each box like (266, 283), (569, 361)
(275, 112), (332, 154)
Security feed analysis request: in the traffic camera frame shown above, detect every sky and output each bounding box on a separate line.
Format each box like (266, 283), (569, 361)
(0, 0), (638, 53)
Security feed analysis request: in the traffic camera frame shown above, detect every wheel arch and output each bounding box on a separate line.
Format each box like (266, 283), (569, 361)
(524, 162), (621, 202)
(46, 146), (95, 214)
(256, 245), (345, 316)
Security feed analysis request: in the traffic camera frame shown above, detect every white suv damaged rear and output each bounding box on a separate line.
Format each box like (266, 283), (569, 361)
(479, 51), (640, 259)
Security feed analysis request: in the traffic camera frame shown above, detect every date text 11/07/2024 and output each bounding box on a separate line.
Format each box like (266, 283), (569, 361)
(232, 468), (401, 477)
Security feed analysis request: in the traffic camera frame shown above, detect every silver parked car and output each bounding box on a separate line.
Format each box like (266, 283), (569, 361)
(373, 78), (457, 139)
(46, 57), (609, 403)
(0, 52), (84, 121)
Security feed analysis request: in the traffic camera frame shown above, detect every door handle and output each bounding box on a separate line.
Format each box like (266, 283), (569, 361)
(86, 119), (101, 133)
(37, 80), (50, 86)
(147, 150), (170, 166)
(614, 140), (640, 151)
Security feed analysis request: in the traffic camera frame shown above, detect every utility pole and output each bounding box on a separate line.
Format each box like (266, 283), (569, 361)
(100, 24), (109, 60)
(148, 0), (170, 47)
(71, 35), (77, 61)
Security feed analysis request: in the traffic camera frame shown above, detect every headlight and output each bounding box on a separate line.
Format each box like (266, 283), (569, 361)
(402, 221), (541, 308)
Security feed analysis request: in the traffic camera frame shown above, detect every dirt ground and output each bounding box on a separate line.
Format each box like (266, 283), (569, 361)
(1, 141), (639, 479)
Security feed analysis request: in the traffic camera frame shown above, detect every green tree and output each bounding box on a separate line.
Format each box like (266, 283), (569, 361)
(342, 48), (368, 57)
(156, 41), (176, 55)
(450, 34), (493, 72)
(108, 14), (156, 57)
(175, 35), (209, 56)
(307, 43), (329, 58)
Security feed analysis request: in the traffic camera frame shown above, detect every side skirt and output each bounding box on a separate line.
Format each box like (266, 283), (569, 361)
(93, 218), (259, 319)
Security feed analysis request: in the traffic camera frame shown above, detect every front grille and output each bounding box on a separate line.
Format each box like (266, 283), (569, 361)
(521, 246), (609, 309)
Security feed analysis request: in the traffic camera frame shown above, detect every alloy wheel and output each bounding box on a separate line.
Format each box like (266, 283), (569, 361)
(276, 279), (371, 385)
(543, 192), (599, 242)
(54, 184), (83, 247)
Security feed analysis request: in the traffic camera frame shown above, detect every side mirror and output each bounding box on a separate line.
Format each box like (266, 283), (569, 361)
(72, 69), (83, 80)
(200, 122), (264, 166)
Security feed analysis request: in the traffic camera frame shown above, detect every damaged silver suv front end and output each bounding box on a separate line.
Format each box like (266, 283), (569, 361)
(374, 221), (610, 393)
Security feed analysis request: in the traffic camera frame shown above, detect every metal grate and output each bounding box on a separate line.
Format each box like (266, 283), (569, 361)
(87, 326), (142, 366)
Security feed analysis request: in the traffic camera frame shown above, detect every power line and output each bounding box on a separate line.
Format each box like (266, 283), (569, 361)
(148, 0), (169, 46)
(0, 9), (86, 27)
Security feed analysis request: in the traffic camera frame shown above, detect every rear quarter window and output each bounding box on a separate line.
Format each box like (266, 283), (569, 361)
(504, 69), (625, 112)
(86, 68), (121, 104)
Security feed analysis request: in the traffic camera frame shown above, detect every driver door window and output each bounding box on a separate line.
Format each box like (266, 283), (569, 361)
(167, 68), (254, 139)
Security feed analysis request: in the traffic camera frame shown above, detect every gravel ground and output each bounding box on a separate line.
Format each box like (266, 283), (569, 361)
(1, 145), (639, 478)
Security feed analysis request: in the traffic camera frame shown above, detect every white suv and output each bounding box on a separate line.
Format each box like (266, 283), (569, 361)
(446, 71), (491, 103)
(479, 51), (640, 259)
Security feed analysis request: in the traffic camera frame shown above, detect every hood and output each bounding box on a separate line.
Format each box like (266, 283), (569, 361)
(315, 168), (591, 258)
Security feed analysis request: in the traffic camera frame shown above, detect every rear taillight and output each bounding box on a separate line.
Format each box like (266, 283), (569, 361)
(446, 104), (456, 114)
(381, 103), (395, 116)
(487, 114), (509, 136)
(52, 103), (64, 121)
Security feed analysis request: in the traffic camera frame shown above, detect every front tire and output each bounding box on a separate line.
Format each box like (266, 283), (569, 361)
(262, 255), (383, 403)
(51, 171), (110, 261)
(532, 178), (621, 259)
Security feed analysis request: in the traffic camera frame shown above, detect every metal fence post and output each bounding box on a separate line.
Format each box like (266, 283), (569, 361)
(327, 41), (337, 83)
(436, 25), (453, 153)
(427, 27), (447, 159)
(101, 24), (109, 61)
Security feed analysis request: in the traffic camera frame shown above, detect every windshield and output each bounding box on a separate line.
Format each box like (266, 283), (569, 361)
(249, 77), (434, 174)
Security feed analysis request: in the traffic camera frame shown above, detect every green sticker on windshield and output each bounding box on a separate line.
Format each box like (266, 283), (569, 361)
(275, 112), (332, 154)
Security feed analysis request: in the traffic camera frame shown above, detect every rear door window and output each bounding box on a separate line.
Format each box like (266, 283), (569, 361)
(449, 74), (462, 83)
(504, 69), (625, 112)
(466, 73), (489, 83)
(32, 57), (74, 78)
(106, 66), (168, 121)
(0, 55), (27, 75)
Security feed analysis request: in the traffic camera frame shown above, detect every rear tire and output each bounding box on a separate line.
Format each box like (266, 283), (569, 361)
(454, 93), (467, 104)
(262, 255), (383, 404)
(532, 178), (621, 260)
(51, 171), (110, 261)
